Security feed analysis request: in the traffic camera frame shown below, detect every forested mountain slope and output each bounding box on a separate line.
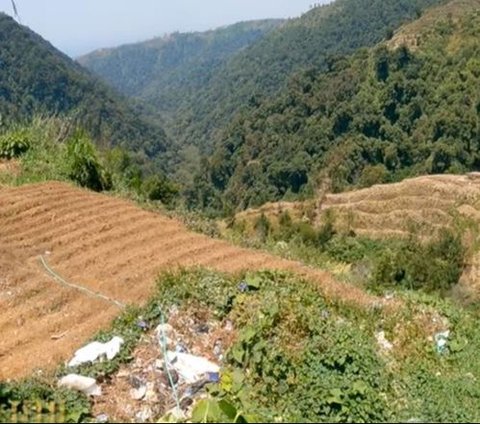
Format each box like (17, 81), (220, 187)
(189, 0), (480, 212)
(78, 20), (283, 116)
(79, 0), (447, 153)
(0, 13), (168, 158)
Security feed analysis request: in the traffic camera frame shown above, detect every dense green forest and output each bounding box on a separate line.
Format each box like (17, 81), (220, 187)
(80, 0), (447, 156)
(0, 13), (168, 160)
(187, 3), (480, 213)
(78, 20), (283, 117)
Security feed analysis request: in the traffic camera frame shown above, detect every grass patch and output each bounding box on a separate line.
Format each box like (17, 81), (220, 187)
(2, 269), (480, 422)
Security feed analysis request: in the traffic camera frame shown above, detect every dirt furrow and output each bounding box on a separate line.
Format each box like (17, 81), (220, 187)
(0, 182), (381, 380)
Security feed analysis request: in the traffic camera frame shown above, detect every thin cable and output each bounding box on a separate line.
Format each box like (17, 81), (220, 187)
(160, 311), (182, 414)
(39, 255), (125, 309)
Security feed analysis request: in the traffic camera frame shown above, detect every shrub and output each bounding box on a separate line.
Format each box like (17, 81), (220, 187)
(142, 174), (179, 204)
(66, 132), (110, 192)
(254, 213), (271, 242)
(371, 229), (465, 292)
(0, 129), (31, 159)
(359, 164), (389, 188)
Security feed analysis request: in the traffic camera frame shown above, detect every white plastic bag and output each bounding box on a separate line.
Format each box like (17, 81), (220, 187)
(68, 336), (124, 367)
(58, 374), (102, 396)
(166, 351), (219, 384)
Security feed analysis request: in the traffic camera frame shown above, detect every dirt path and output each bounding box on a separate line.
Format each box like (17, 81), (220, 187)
(0, 182), (380, 380)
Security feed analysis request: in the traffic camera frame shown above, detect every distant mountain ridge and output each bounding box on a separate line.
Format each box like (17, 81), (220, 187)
(78, 20), (284, 115)
(0, 13), (169, 158)
(79, 0), (447, 153)
(189, 0), (480, 211)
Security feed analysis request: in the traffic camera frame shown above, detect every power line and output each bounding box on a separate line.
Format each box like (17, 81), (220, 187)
(11, 0), (21, 22)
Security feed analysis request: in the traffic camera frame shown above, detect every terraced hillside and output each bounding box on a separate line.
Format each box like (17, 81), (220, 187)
(0, 182), (384, 380)
(236, 174), (480, 239)
(234, 174), (480, 301)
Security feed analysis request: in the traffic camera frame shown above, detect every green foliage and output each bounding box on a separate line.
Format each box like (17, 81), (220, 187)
(66, 132), (110, 191)
(254, 213), (271, 242)
(152, 268), (480, 422)
(154, 269), (392, 423)
(0, 13), (169, 160)
(79, 20), (283, 117)
(0, 378), (90, 423)
(142, 173), (179, 204)
(190, 398), (247, 423)
(187, 3), (480, 212)
(0, 128), (30, 158)
(371, 229), (465, 292)
(359, 164), (390, 187)
(81, 0), (445, 169)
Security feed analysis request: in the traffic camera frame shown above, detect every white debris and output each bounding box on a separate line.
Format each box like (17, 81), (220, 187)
(376, 331), (393, 351)
(68, 336), (124, 367)
(135, 406), (153, 423)
(166, 351), (220, 384)
(163, 407), (186, 421)
(435, 330), (450, 354)
(130, 385), (147, 401)
(58, 374), (102, 396)
(155, 323), (174, 347)
(155, 323), (173, 338)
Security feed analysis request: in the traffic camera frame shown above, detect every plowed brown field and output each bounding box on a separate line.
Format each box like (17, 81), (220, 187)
(0, 182), (379, 380)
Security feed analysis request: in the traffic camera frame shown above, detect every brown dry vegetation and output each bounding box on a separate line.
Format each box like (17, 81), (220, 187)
(0, 182), (387, 380)
(236, 174), (480, 300)
(238, 174), (480, 238)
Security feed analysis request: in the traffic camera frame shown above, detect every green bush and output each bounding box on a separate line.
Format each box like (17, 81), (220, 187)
(142, 174), (179, 204)
(66, 132), (110, 192)
(371, 229), (465, 292)
(359, 164), (390, 188)
(0, 129), (31, 159)
(254, 213), (271, 242)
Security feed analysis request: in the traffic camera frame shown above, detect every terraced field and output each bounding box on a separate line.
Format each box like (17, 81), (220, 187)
(234, 174), (480, 301)
(237, 174), (480, 239)
(0, 182), (380, 380)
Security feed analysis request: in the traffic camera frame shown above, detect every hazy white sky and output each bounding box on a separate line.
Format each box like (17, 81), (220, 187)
(0, 0), (328, 57)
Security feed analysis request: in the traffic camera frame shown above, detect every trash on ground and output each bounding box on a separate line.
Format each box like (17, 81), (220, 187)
(206, 372), (220, 383)
(68, 336), (124, 367)
(95, 413), (109, 423)
(129, 375), (145, 389)
(137, 319), (149, 331)
(166, 351), (220, 384)
(213, 339), (223, 359)
(238, 281), (249, 293)
(376, 331), (393, 351)
(194, 323), (210, 334)
(135, 406), (153, 423)
(130, 385), (147, 401)
(175, 340), (189, 353)
(155, 323), (174, 346)
(58, 374), (102, 396)
(224, 320), (234, 332)
(435, 330), (450, 354)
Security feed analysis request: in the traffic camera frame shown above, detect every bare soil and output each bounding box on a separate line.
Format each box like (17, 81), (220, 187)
(0, 182), (381, 380)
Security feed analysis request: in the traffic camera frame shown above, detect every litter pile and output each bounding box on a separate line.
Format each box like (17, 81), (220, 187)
(59, 305), (237, 423)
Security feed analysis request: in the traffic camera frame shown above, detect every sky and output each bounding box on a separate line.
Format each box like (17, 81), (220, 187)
(0, 0), (326, 57)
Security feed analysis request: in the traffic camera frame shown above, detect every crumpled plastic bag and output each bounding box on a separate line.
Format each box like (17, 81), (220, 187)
(166, 351), (220, 384)
(58, 374), (102, 396)
(68, 336), (124, 367)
